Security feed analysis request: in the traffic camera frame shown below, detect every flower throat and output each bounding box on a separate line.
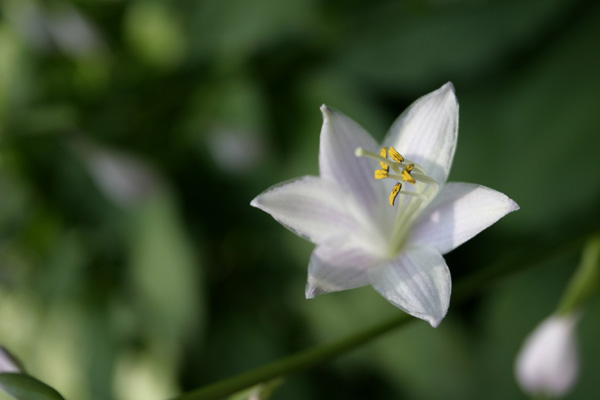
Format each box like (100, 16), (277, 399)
(355, 146), (439, 206)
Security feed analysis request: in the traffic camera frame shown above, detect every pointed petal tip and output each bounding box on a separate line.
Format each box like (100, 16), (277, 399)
(370, 247), (451, 329)
(428, 314), (445, 328)
(442, 81), (455, 93)
(320, 104), (333, 117)
(439, 82), (457, 105)
(249, 196), (261, 209)
(305, 281), (323, 299)
(401, 306), (446, 328)
(509, 198), (520, 212)
(419, 302), (447, 328)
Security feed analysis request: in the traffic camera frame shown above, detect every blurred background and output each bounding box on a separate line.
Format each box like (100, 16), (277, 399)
(0, 0), (599, 399)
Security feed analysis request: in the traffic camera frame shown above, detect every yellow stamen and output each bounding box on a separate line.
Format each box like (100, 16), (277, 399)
(389, 183), (402, 206)
(389, 146), (404, 163)
(355, 146), (438, 207)
(379, 148), (389, 171)
(402, 164), (416, 184)
(375, 169), (389, 179)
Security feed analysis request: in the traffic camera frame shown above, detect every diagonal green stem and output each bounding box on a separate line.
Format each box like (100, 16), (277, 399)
(170, 233), (590, 400)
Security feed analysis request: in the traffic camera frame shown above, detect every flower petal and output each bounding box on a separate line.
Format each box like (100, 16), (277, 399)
(409, 182), (519, 254)
(369, 247), (451, 327)
(319, 105), (383, 212)
(383, 82), (458, 185)
(305, 243), (376, 298)
(250, 176), (358, 244)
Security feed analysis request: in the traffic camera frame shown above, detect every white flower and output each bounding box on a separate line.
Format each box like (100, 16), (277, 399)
(0, 346), (23, 374)
(515, 314), (579, 397)
(251, 83), (518, 327)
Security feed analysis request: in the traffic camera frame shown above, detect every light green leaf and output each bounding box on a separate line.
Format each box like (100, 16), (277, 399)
(124, 2), (187, 69)
(186, 0), (316, 60)
(0, 23), (24, 132)
(0, 373), (65, 400)
(129, 191), (203, 347)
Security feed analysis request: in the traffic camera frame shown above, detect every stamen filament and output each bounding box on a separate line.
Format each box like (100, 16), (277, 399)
(386, 173), (405, 181)
(398, 190), (428, 200)
(402, 160), (426, 175)
(411, 173), (438, 187)
(385, 172), (424, 187)
(355, 148), (401, 173)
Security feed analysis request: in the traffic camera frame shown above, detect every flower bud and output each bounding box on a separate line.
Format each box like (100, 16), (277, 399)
(515, 314), (579, 397)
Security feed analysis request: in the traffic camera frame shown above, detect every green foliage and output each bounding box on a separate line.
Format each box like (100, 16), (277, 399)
(124, 2), (187, 69)
(0, 374), (65, 400)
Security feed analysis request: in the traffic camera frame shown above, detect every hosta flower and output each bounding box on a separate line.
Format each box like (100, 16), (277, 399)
(251, 83), (518, 327)
(515, 314), (579, 397)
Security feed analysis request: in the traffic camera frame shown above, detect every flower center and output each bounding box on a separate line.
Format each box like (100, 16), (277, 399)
(355, 146), (440, 256)
(355, 146), (439, 206)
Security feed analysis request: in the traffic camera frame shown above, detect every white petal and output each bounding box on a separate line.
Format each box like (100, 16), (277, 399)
(305, 243), (376, 298)
(369, 247), (451, 327)
(383, 82), (458, 185)
(515, 314), (579, 397)
(319, 105), (383, 212)
(250, 176), (358, 244)
(409, 182), (519, 254)
(0, 346), (23, 373)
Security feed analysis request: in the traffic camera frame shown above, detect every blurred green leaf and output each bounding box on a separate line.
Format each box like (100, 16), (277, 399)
(335, 0), (574, 92)
(0, 373), (65, 400)
(129, 191), (204, 346)
(0, 23), (24, 131)
(186, 0), (316, 61)
(124, 2), (187, 69)
(183, 74), (269, 175)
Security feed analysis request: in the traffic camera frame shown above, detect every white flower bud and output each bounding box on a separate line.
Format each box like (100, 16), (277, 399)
(515, 314), (579, 397)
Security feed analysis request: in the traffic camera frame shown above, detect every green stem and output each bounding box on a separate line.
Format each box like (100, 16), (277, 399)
(170, 233), (591, 400)
(556, 235), (600, 315)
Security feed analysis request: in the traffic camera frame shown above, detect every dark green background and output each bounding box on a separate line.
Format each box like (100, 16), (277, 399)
(0, 0), (598, 399)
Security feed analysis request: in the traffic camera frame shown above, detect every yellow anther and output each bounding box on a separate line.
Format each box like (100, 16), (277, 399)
(401, 164), (416, 184)
(379, 147), (389, 171)
(389, 146), (404, 163)
(389, 182), (402, 206)
(375, 169), (389, 179)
